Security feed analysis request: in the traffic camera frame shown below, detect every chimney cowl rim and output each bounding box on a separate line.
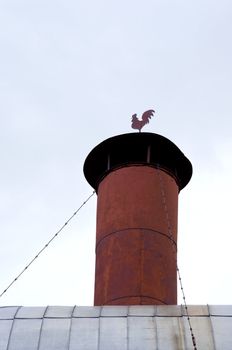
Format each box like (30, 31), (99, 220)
(83, 132), (192, 192)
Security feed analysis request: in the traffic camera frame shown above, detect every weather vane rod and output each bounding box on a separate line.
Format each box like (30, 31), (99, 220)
(131, 109), (155, 132)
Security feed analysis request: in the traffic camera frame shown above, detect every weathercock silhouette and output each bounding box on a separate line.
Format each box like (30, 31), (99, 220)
(131, 109), (155, 132)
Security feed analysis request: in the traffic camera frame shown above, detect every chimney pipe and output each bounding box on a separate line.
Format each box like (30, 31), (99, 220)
(84, 133), (192, 305)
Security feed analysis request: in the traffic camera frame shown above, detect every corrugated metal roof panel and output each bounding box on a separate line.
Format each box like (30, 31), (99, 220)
(181, 305), (209, 316)
(44, 306), (74, 318)
(72, 306), (101, 318)
(156, 305), (181, 317)
(0, 305), (232, 350)
(69, 318), (99, 350)
(209, 304), (232, 316)
(156, 316), (185, 350)
(0, 320), (13, 350)
(0, 307), (19, 320)
(99, 317), (127, 350)
(182, 316), (214, 350)
(128, 305), (156, 316)
(39, 318), (71, 350)
(211, 316), (232, 349)
(101, 306), (128, 317)
(7, 319), (41, 350)
(15, 306), (46, 319)
(128, 317), (156, 350)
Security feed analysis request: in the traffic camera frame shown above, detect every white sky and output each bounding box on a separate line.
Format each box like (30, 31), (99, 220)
(0, 0), (231, 306)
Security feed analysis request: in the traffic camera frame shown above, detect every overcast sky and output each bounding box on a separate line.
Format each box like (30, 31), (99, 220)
(0, 0), (232, 306)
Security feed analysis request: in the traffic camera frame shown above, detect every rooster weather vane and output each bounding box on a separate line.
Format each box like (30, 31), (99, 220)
(131, 109), (155, 132)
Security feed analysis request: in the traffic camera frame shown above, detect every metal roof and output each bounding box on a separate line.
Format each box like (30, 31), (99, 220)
(0, 305), (232, 350)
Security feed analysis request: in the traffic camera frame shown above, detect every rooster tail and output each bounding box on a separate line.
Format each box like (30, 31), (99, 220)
(141, 109), (155, 124)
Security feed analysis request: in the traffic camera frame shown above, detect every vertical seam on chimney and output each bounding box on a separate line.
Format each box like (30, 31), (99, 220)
(147, 145), (151, 163)
(107, 153), (110, 171)
(140, 230), (144, 303)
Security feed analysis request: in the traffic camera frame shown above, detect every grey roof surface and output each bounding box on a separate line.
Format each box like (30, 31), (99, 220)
(0, 305), (232, 350)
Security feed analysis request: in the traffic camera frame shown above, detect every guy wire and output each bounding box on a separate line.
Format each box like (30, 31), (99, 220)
(0, 190), (96, 299)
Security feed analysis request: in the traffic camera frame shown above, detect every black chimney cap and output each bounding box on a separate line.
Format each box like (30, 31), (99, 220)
(84, 132), (192, 192)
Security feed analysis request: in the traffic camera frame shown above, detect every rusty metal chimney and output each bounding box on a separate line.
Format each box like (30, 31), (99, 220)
(84, 132), (192, 305)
